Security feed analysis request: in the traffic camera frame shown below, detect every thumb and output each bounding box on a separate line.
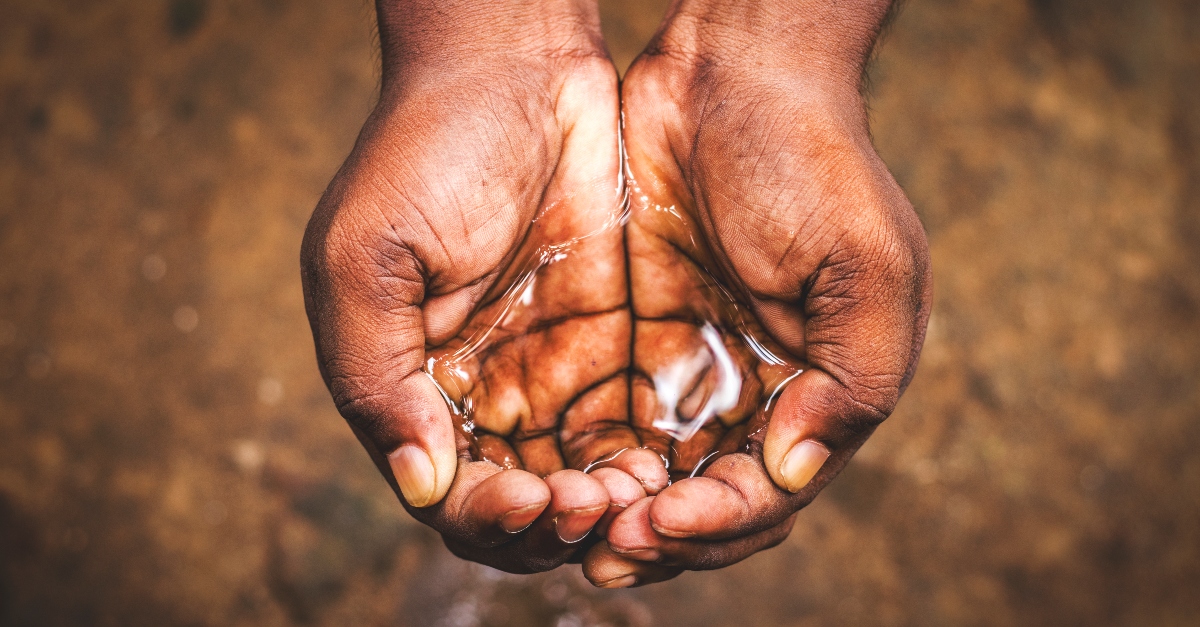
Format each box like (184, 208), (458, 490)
(308, 295), (460, 507)
(761, 368), (873, 493)
(302, 220), (459, 508)
(345, 371), (459, 508)
(760, 191), (931, 494)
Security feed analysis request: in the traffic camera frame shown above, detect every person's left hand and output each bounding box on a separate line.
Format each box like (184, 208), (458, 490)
(581, 0), (932, 587)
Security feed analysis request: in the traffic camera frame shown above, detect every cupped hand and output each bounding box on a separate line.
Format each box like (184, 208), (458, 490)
(303, 0), (930, 583)
(586, 1), (932, 586)
(300, 3), (665, 573)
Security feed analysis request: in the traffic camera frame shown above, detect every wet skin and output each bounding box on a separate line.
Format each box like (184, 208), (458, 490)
(584, 6), (933, 583)
(301, 0), (931, 584)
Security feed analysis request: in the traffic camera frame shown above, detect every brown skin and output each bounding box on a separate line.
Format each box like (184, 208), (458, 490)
(583, 0), (932, 586)
(301, 0), (666, 573)
(301, 0), (931, 582)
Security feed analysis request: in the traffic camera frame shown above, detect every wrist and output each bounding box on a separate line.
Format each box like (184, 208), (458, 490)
(649, 0), (893, 101)
(375, 0), (607, 86)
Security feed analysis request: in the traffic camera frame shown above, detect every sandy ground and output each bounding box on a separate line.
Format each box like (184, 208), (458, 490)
(1, 0), (1198, 625)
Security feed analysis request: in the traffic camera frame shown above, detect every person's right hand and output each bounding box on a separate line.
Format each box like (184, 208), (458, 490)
(300, 0), (665, 574)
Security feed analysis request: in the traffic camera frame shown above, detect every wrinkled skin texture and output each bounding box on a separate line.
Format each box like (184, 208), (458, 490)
(301, 11), (663, 568)
(302, 0), (931, 583)
(427, 157), (807, 485)
(581, 40), (932, 585)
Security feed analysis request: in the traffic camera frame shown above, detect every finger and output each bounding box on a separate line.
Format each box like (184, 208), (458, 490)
(338, 372), (458, 509)
(304, 255), (458, 504)
(634, 422), (866, 542)
(650, 517), (796, 571)
(327, 361), (460, 508)
(641, 453), (786, 540)
(582, 543), (683, 589)
(589, 447), (669, 495)
(606, 497), (798, 570)
(542, 470), (610, 545)
(455, 467), (552, 543)
(558, 374), (644, 471)
(406, 461), (550, 549)
(647, 476), (750, 539)
(513, 469), (609, 554)
(302, 232), (459, 507)
(758, 197), (932, 492)
(654, 440), (868, 541)
(762, 369), (874, 495)
(602, 496), (662, 560)
(377, 373), (461, 507)
(447, 469), (609, 574)
(588, 467), (646, 536)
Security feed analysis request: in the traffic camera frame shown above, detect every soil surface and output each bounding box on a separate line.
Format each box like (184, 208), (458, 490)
(1, 0), (1198, 625)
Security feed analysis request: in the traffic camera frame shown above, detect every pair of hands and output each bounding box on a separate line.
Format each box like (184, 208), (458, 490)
(301, 0), (930, 587)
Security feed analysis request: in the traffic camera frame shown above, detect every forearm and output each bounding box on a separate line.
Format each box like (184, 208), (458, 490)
(375, 0), (606, 81)
(652, 0), (894, 96)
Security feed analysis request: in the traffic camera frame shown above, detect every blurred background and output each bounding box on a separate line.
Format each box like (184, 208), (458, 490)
(1, 0), (1198, 625)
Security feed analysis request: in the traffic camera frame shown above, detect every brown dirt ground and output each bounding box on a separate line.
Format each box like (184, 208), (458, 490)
(1, 0), (1198, 625)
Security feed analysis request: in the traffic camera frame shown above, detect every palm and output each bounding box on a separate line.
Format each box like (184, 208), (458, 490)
(418, 65), (633, 478)
(620, 58), (823, 482)
(306, 34), (930, 582)
(576, 53), (931, 586)
(304, 57), (665, 573)
(622, 53), (927, 453)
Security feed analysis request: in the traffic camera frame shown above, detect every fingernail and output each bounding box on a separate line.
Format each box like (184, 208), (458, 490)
(500, 504), (543, 534)
(780, 440), (831, 493)
(556, 507), (605, 544)
(597, 574), (637, 589)
(612, 548), (660, 562)
(388, 445), (436, 507)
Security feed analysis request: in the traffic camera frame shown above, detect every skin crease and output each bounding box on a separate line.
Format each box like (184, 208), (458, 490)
(301, 0), (656, 573)
(301, 0), (931, 584)
(582, 0), (932, 587)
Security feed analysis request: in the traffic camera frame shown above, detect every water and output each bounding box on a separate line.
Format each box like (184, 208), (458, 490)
(424, 142), (804, 482)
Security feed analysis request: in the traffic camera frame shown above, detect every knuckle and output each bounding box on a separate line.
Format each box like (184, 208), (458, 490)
(330, 379), (392, 432)
(326, 350), (421, 429)
(852, 203), (928, 296)
(840, 374), (900, 428)
(334, 225), (425, 307)
(879, 237), (918, 283)
(304, 186), (427, 311)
